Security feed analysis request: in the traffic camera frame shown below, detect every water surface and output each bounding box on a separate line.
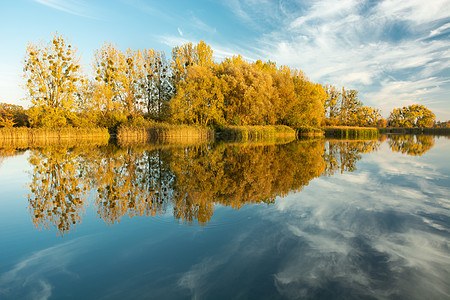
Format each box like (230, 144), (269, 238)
(0, 135), (449, 299)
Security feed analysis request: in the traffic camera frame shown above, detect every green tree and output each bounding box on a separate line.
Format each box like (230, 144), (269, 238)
(24, 33), (85, 127)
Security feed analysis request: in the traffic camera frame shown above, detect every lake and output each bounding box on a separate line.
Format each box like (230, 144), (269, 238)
(0, 135), (449, 299)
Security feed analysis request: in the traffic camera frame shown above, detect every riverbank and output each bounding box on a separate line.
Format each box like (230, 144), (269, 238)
(117, 123), (214, 144)
(323, 126), (379, 139)
(1, 124), (449, 148)
(380, 127), (450, 135)
(0, 127), (109, 147)
(215, 125), (296, 141)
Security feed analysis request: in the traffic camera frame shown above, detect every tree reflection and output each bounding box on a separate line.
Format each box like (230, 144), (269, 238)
(0, 148), (25, 168)
(26, 138), (383, 235)
(388, 135), (435, 156)
(82, 145), (174, 225)
(28, 147), (88, 236)
(323, 140), (380, 175)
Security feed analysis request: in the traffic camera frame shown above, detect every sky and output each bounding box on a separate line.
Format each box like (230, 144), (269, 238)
(0, 0), (449, 120)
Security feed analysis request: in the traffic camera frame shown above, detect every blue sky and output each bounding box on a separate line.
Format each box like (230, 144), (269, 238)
(0, 0), (449, 120)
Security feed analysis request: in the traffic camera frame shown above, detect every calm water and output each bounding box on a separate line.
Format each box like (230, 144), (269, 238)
(0, 135), (449, 299)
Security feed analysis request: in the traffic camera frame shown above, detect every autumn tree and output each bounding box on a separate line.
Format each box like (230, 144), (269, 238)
(339, 88), (361, 125)
(289, 70), (325, 127)
(355, 106), (382, 127)
(324, 85), (341, 125)
(137, 49), (172, 120)
(171, 65), (226, 126)
(271, 66), (297, 124)
(388, 104), (435, 128)
(220, 60), (275, 125)
(24, 33), (85, 127)
(171, 40), (214, 87)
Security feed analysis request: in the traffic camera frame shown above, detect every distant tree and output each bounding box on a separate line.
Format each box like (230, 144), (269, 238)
(24, 33), (85, 127)
(354, 106), (382, 127)
(388, 104), (435, 128)
(0, 103), (28, 127)
(377, 118), (387, 128)
(434, 120), (450, 128)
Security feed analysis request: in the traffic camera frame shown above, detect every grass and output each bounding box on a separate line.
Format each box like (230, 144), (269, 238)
(216, 125), (296, 141)
(295, 126), (324, 137)
(117, 123), (214, 143)
(379, 127), (450, 135)
(0, 127), (110, 148)
(423, 127), (450, 135)
(323, 126), (378, 139)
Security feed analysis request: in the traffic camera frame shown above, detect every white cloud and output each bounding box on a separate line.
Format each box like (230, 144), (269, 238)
(177, 27), (183, 36)
(158, 35), (257, 62)
(33, 0), (97, 19)
(224, 0), (450, 119)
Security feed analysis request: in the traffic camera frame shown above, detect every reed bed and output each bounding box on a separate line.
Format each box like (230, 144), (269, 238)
(0, 127), (110, 148)
(216, 125), (296, 141)
(379, 127), (450, 135)
(323, 126), (378, 139)
(296, 126), (324, 137)
(117, 123), (214, 144)
(423, 127), (450, 135)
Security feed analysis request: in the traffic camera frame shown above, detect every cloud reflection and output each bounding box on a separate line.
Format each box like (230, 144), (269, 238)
(0, 238), (89, 300)
(177, 141), (450, 299)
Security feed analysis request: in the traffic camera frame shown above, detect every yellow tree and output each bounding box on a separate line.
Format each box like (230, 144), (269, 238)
(93, 43), (141, 117)
(288, 69), (326, 127)
(355, 106), (381, 126)
(324, 85), (341, 125)
(24, 33), (85, 127)
(171, 40), (214, 86)
(0, 104), (16, 127)
(171, 65), (226, 126)
(271, 66), (297, 124)
(220, 61), (275, 125)
(339, 88), (361, 125)
(388, 104), (435, 128)
(136, 49), (172, 120)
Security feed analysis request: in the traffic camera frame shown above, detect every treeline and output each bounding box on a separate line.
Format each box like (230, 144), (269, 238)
(0, 33), (441, 130)
(1, 33), (383, 130)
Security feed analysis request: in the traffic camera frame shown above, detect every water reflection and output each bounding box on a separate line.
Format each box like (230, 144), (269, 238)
(27, 147), (89, 235)
(388, 134), (434, 156)
(25, 139), (383, 235)
(1, 135), (449, 299)
(22, 134), (440, 235)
